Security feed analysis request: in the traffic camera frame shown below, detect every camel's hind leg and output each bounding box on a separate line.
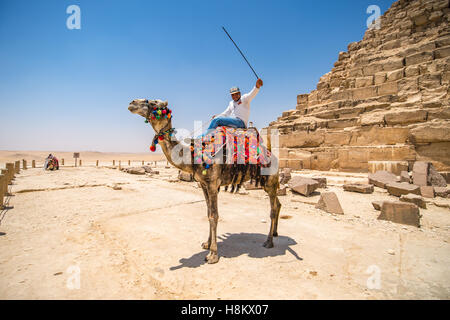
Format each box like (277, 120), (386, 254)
(263, 173), (281, 248)
(205, 186), (219, 264)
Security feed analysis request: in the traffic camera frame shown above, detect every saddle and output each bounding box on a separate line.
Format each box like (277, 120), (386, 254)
(190, 126), (272, 192)
(191, 126), (271, 166)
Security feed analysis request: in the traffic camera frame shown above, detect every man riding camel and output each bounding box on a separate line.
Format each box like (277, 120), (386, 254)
(207, 78), (263, 132)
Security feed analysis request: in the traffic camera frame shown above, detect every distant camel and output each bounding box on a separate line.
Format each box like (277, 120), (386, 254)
(128, 99), (281, 264)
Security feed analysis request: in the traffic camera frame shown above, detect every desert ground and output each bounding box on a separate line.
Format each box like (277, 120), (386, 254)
(0, 151), (449, 300)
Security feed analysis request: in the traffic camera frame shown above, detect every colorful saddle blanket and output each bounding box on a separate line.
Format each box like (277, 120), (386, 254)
(192, 126), (271, 166)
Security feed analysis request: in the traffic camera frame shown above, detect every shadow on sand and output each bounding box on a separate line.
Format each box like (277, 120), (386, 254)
(170, 232), (302, 270)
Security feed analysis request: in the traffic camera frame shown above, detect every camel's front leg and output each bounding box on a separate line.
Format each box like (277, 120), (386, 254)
(205, 188), (219, 264)
(200, 184), (211, 250)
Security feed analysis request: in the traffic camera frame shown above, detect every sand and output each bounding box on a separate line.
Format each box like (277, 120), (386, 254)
(0, 153), (449, 299)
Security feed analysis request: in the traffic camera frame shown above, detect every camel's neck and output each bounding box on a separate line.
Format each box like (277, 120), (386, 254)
(156, 123), (194, 174)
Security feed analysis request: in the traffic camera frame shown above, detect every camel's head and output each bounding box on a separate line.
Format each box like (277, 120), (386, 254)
(128, 98), (172, 133)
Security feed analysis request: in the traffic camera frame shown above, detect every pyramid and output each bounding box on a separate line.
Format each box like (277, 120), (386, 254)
(266, 0), (450, 172)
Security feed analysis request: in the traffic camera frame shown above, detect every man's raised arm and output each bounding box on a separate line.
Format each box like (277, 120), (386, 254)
(242, 78), (263, 102)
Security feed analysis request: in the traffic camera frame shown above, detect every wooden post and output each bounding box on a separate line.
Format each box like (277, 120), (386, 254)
(128, 160), (131, 166)
(79, 159), (82, 166)
(62, 158), (65, 166)
(6, 163), (14, 184)
(113, 160), (115, 166)
(15, 161), (20, 174)
(22, 159), (27, 170)
(96, 160), (99, 167)
(32, 160), (36, 168)
(142, 160), (144, 165)
(0, 174), (5, 208)
(119, 161), (121, 170)
(1, 169), (8, 186)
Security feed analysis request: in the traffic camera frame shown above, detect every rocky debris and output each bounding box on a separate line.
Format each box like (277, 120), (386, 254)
(277, 185), (287, 196)
(372, 201), (383, 211)
(368, 171), (398, 189)
(429, 165), (447, 187)
(311, 177), (327, 188)
(412, 162), (430, 186)
(386, 182), (420, 197)
(244, 181), (263, 190)
(107, 183), (122, 190)
(440, 172), (450, 184)
(178, 171), (193, 182)
(343, 183), (374, 194)
(434, 187), (450, 198)
(420, 186), (435, 198)
(400, 171), (411, 183)
(288, 176), (319, 196)
(315, 192), (344, 215)
(400, 194), (427, 209)
(142, 166), (154, 174)
(121, 167), (145, 175)
(378, 201), (421, 228)
(279, 168), (292, 185)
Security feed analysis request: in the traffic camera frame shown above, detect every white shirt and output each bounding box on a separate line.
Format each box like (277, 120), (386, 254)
(218, 86), (260, 126)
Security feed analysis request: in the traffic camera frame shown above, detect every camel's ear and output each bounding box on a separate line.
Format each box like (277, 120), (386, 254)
(161, 100), (168, 107)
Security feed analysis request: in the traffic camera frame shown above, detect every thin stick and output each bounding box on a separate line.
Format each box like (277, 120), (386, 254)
(222, 26), (259, 79)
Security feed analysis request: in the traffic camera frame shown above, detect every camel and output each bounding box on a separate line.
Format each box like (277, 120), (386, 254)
(128, 99), (281, 264)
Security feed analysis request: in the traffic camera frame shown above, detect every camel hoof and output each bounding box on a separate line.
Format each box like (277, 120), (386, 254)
(201, 242), (210, 250)
(263, 240), (274, 248)
(205, 253), (219, 264)
(273, 231), (278, 237)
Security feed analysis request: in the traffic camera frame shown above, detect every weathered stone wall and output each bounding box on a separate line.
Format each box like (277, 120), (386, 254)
(266, 0), (450, 172)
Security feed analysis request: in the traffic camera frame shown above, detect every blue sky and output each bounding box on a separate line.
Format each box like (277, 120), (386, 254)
(0, 0), (395, 152)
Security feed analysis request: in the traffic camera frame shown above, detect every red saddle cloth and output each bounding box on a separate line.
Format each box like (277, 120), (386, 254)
(192, 126), (271, 166)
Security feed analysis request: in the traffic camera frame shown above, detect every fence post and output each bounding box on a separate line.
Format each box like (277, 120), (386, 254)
(142, 160), (144, 165)
(32, 160), (36, 168)
(62, 158), (65, 166)
(113, 160), (115, 166)
(128, 160), (130, 166)
(79, 159), (82, 166)
(119, 161), (121, 170)
(22, 159), (27, 170)
(96, 160), (99, 167)
(6, 163), (14, 184)
(0, 174), (5, 209)
(15, 161), (20, 174)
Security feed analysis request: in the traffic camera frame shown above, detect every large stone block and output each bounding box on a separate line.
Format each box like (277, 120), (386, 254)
(378, 201), (421, 227)
(353, 86), (378, 100)
(343, 183), (374, 194)
(355, 76), (374, 88)
(420, 186), (435, 198)
(405, 51), (433, 66)
(368, 161), (409, 175)
(412, 161), (430, 186)
(377, 82), (398, 95)
(386, 182), (421, 197)
(368, 170), (399, 188)
(400, 194), (427, 209)
(409, 123), (450, 144)
(316, 192), (344, 215)
(384, 109), (427, 125)
(288, 176), (319, 196)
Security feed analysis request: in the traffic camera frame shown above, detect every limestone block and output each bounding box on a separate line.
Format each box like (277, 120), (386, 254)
(386, 69), (404, 81)
(311, 177), (327, 188)
(434, 187), (450, 198)
(378, 201), (421, 227)
(355, 76), (374, 88)
(400, 171), (411, 183)
(372, 201), (383, 210)
(368, 170), (399, 188)
(384, 109), (427, 125)
(343, 183), (374, 194)
(377, 82), (398, 95)
(434, 46), (450, 59)
(368, 161), (409, 175)
(405, 51), (433, 66)
(374, 72), (387, 84)
(353, 86), (377, 100)
(405, 65), (420, 77)
(382, 58), (405, 71)
(288, 176), (319, 196)
(400, 194), (427, 209)
(386, 182), (421, 197)
(412, 161), (430, 186)
(420, 186), (435, 198)
(316, 192), (344, 215)
(409, 123), (450, 144)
